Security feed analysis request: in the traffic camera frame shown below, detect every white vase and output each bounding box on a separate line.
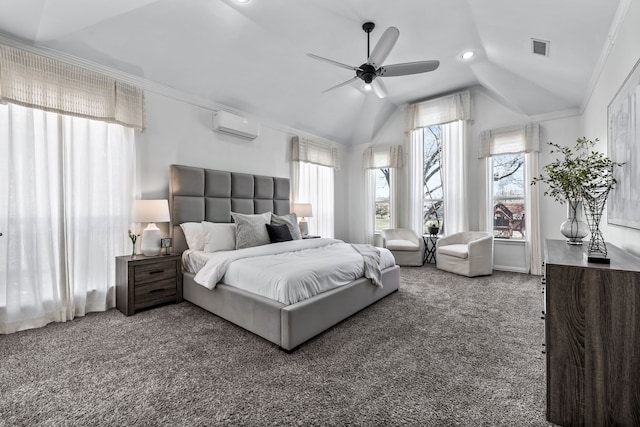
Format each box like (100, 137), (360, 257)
(560, 200), (589, 245)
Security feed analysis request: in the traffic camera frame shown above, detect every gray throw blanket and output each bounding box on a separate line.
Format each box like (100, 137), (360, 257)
(351, 244), (383, 288)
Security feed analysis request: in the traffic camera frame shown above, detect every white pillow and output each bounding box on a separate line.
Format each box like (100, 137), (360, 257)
(201, 222), (236, 252)
(231, 211), (272, 249)
(180, 222), (205, 251)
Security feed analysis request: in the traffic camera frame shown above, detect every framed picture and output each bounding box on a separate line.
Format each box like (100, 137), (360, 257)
(607, 57), (640, 230)
(160, 238), (173, 255)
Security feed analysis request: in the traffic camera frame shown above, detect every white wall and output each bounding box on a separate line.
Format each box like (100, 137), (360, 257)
(135, 91), (349, 241)
(580, 0), (640, 256)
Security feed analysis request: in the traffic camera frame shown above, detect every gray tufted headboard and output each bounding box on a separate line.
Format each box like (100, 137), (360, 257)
(169, 164), (291, 253)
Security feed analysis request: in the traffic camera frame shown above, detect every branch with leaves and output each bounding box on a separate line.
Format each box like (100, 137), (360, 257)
(128, 229), (140, 245)
(531, 137), (624, 203)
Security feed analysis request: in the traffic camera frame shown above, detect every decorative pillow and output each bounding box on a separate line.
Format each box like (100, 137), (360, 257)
(231, 211), (272, 249)
(266, 223), (293, 243)
(271, 212), (302, 240)
(201, 222), (236, 252)
(180, 222), (205, 251)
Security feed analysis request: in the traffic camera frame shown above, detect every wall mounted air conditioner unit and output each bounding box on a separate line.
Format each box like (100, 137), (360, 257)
(212, 110), (260, 140)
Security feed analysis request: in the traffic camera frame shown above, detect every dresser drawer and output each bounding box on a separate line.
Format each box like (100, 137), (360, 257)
(134, 261), (177, 284)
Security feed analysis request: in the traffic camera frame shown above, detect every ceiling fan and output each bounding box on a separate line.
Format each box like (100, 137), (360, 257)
(307, 22), (440, 99)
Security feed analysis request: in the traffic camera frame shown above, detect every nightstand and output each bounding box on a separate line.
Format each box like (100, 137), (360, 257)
(116, 253), (182, 316)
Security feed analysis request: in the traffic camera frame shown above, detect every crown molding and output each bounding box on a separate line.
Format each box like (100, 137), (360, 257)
(580, 0), (632, 113)
(528, 108), (581, 122)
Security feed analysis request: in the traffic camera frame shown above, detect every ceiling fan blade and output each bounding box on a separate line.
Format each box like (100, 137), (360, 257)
(367, 26), (399, 67)
(372, 79), (387, 99)
(321, 76), (359, 94)
(378, 60), (440, 77)
(307, 53), (359, 71)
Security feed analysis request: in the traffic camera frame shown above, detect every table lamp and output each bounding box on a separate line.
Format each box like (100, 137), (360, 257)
(134, 200), (170, 256)
(293, 203), (313, 237)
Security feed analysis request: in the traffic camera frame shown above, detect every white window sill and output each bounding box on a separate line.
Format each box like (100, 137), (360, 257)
(494, 238), (526, 246)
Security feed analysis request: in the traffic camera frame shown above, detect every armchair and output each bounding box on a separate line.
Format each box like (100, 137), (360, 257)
(380, 228), (425, 267)
(435, 231), (493, 277)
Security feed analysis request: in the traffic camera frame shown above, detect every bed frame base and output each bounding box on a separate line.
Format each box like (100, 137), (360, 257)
(183, 265), (400, 351)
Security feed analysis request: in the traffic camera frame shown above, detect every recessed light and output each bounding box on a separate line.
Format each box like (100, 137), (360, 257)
(461, 51), (475, 60)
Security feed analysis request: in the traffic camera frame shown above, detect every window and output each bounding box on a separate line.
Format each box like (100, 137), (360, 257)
(423, 126), (444, 234)
(492, 153), (525, 239)
(375, 168), (391, 231)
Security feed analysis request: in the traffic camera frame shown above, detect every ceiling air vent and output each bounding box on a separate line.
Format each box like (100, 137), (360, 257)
(531, 38), (549, 57)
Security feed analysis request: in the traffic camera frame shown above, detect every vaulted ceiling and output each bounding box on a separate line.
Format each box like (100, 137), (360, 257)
(0, 0), (620, 145)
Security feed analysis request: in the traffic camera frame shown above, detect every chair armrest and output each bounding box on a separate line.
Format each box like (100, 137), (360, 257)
(436, 234), (460, 247)
(468, 234), (493, 252)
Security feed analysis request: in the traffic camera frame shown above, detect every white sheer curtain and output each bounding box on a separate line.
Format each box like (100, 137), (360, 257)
(0, 103), (135, 334)
(477, 158), (492, 233)
(442, 121), (469, 234)
(363, 170), (376, 244)
(407, 130), (424, 234)
(526, 153), (543, 275)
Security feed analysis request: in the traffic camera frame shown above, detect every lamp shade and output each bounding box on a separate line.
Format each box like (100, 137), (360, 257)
(133, 200), (170, 223)
(292, 203), (313, 218)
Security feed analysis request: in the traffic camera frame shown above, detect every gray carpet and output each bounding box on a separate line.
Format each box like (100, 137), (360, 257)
(0, 265), (551, 426)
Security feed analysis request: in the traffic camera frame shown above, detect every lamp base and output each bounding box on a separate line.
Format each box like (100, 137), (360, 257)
(298, 220), (309, 237)
(141, 223), (162, 256)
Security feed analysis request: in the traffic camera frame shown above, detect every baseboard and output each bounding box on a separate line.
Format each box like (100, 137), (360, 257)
(493, 265), (530, 274)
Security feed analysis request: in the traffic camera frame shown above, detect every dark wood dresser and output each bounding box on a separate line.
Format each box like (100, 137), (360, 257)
(544, 239), (640, 426)
(116, 253), (182, 316)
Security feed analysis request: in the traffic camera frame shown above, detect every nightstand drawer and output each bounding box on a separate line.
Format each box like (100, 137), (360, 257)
(134, 261), (176, 284)
(135, 278), (177, 306)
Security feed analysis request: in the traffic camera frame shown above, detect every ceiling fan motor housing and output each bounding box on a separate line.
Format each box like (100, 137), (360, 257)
(357, 63), (377, 83)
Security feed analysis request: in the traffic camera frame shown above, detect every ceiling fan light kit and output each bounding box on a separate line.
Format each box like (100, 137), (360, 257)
(308, 21), (439, 98)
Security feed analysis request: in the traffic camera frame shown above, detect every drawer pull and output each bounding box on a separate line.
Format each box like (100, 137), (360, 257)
(150, 288), (167, 293)
(149, 270), (165, 275)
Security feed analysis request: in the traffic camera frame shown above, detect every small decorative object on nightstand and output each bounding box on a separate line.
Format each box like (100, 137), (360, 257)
(293, 203), (313, 237)
(160, 237), (173, 256)
(116, 253), (182, 316)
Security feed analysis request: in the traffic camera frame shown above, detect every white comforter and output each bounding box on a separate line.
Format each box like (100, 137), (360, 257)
(191, 238), (395, 305)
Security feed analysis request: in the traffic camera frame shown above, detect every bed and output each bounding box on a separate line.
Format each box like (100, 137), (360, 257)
(169, 164), (400, 351)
